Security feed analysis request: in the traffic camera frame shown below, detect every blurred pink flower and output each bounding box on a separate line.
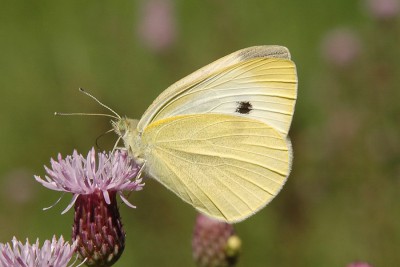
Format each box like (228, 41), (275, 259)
(2, 169), (36, 204)
(347, 262), (374, 267)
(321, 28), (362, 68)
(365, 0), (400, 20)
(137, 0), (177, 52)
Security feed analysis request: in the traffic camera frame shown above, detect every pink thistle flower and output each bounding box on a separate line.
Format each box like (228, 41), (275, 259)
(35, 148), (144, 266)
(192, 214), (241, 267)
(0, 236), (77, 267)
(34, 148), (144, 213)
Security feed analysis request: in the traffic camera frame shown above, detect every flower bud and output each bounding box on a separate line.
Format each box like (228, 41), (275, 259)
(192, 214), (241, 267)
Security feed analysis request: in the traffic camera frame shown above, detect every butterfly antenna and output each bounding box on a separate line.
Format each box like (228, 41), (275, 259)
(54, 112), (118, 119)
(79, 88), (121, 119)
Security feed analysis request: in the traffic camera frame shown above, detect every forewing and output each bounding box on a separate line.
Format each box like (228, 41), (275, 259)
(138, 46), (297, 136)
(141, 114), (292, 223)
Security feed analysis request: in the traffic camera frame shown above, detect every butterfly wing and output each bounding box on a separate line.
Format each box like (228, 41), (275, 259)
(137, 46), (297, 136)
(140, 113), (292, 223)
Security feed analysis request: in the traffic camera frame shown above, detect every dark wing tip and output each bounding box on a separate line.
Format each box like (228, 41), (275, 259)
(238, 46), (291, 60)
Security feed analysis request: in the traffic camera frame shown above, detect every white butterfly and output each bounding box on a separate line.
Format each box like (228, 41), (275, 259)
(113, 46), (297, 223)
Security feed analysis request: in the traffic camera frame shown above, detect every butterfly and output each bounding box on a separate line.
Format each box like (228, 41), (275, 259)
(113, 46), (297, 223)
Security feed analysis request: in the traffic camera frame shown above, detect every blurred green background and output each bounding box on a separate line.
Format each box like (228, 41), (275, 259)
(1, 0), (399, 266)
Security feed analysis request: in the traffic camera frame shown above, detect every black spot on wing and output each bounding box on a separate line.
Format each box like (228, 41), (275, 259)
(236, 101), (253, 114)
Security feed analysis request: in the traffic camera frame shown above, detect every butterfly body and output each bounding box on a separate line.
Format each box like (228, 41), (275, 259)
(114, 46), (297, 223)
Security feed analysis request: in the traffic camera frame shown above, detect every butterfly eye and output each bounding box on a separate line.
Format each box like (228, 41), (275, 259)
(112, 120), (126, 137)
(120, 123), (129, 137)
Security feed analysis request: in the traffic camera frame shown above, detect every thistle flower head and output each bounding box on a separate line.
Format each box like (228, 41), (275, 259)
(0, 236), (77, 267)
(34, 148), (144, 213)
(192, 214), (241, 267)
(34, 148), (144, 266)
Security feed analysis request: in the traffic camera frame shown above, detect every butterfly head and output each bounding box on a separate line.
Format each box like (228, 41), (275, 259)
(113, 117), (139, 140)
(112, 117), (144, 160)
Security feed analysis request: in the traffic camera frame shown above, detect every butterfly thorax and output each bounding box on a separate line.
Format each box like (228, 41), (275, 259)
(113, 117), (145, 164)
